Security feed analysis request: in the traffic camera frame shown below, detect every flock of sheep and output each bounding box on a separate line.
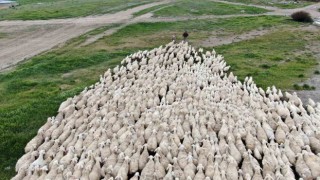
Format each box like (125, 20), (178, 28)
(14, 41), (320, 180)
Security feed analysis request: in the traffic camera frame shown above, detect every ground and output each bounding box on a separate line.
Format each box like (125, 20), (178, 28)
(0, 0), (320, 179)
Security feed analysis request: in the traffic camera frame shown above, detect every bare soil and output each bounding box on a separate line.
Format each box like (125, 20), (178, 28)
(201, 28), (272, 47)
(0, 1), (171, 71)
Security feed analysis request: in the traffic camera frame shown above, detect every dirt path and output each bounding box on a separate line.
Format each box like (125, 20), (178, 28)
(0, 1), (172, 71)
(211, 0), (320, 17)
(201, 28), (272, 47)
(211, 0), (278, 11)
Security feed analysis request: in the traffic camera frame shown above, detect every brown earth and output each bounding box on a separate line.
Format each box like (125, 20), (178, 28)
(0, 1), (172, 71)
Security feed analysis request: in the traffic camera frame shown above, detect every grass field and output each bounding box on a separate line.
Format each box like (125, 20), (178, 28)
(223, 0), (314, 9)
(151, 0), (268, 17)
(96, 16), (296, 50)
(0, 14), (318, 179)
(215, 30), (318, 89)
(0, 0), (157, 20)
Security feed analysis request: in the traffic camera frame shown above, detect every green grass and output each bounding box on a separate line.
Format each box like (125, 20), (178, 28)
(97, 16), (297, 50)
(215, 30), (318, 90)
(152, 0), (268, 17)
(293, 83), (316, 90)
(222, 0), (314, 9)
(0, 0), (157, 20)
(0, 32), (7, 39)
(0, 15), (316, 179)
(274, 1), (314, 9)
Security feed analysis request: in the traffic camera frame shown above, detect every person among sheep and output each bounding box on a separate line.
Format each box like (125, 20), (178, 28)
(183, 31), (189, 41)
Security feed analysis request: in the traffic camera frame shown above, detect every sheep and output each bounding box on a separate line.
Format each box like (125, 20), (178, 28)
(14, 41), (320, 180)
(154, 153), (166, 179)
(295, 153), (313, 179)
(89, 157), (102, 180)
(226, 156), (238, 180)
(129, 147), (141, 174)
(205, 153), (215, 177)
(29, 150), (46, 173)
(116, 156), (130, 180)
(194, 164), (206, 180)
(177, 145), (188, 169)
(140, 156), (155, 179)
(303, 150), (320, 178)
(309, 136), (320, 154)
(184, 154), (196, 178)
(275, 124), (286, 144)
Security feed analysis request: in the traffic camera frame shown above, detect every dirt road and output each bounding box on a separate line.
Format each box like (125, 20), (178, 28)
(0, 1), (171, 71)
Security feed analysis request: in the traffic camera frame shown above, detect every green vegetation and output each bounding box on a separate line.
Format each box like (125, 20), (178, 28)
(0, 0), (157, 20)
(275, 1), (313, 9)
(97, 16), (297, 51)
(0, 32), (7, 39)
(222, 0), (314, 9)
(315, 70), (320, 74)
(152, 0), (268, 17)
(291, 11), (313, 22)
(215, 30), (318, 90)
(293, 83), (316, 90)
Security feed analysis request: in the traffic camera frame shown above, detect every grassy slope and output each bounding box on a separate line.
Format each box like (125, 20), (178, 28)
(215, 30), (318, 89)
(0, 0), (157, 20)
(152, 0), (268, 17)
(0, 15), (318, 179)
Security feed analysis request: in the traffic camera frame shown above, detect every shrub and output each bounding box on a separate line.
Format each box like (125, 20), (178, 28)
(314, 70), (320, 74)
(293, 83), (316, 90)
(291, 11), (313, 23)
(260, 64), (271, 69)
